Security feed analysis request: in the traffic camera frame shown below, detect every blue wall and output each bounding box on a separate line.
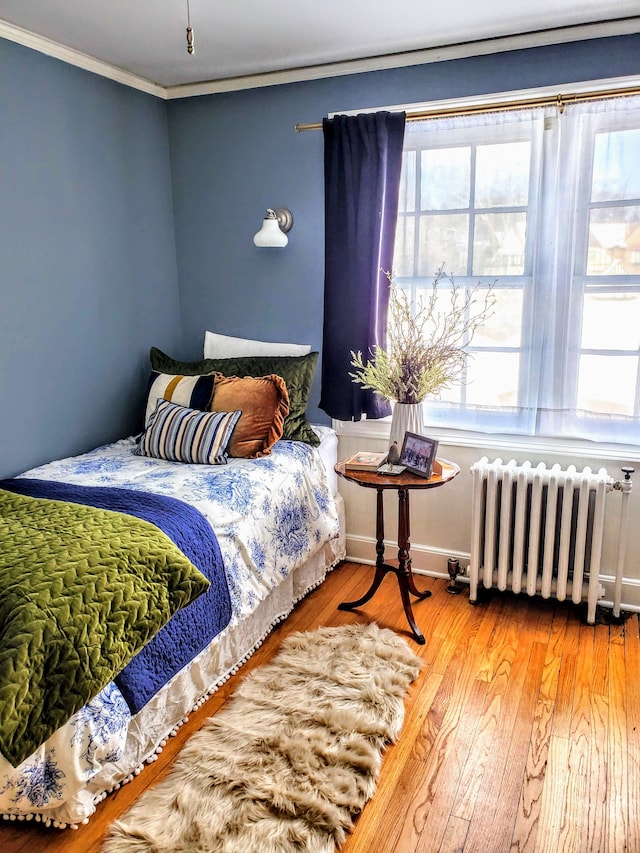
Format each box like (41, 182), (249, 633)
(167, 34), (640, 426)
(1, 33), (639, 477)
(0, 40), (181, 477)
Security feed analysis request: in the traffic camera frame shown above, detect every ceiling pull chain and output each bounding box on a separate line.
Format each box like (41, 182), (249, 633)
(186, 0), (194, 54)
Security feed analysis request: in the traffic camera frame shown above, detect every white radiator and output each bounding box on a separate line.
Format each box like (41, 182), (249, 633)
(469, 457), (617, 624)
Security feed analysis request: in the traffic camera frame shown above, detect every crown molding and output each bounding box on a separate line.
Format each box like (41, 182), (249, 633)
(0, 20), (165, 98)
(165, 17), (640, 99)
(2, 16), (639, 101)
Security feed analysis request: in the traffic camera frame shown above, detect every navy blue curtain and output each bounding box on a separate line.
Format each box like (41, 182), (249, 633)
(319, 111), (406, 421)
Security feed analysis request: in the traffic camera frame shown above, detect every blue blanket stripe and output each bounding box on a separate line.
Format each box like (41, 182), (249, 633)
(0, 478), (232, 714)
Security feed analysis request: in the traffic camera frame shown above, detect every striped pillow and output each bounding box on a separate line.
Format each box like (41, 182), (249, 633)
(144, 371), (216, 425)
(138, 399), (241, 464)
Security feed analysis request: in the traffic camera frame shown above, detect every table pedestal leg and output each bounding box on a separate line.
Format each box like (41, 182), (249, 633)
(395, 487), (431, 643)
(339, 487), (431, 644)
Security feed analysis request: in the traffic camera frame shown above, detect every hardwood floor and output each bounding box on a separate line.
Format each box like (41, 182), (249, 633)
(1, 560), (638, 852)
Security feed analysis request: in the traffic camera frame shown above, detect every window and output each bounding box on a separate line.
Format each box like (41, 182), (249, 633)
(393, 95), (640, 444)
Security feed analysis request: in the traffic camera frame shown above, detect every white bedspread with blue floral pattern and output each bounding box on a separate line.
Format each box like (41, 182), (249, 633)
(0, 435), (340, 827)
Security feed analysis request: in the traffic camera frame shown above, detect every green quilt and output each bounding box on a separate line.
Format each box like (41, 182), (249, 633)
(0, 489), (210, 767)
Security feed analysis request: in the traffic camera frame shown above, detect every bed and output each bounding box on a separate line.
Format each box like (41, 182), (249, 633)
(0, 345), (345, 828)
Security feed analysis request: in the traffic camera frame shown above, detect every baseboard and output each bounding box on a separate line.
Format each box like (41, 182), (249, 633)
(345, 533), (469, 581)
(344, 533), (640, 612)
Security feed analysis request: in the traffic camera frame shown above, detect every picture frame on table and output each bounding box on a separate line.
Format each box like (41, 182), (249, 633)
(399, 431), (439, 478)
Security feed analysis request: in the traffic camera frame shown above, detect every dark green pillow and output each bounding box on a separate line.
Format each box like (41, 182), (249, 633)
(150, 347), (320, 446)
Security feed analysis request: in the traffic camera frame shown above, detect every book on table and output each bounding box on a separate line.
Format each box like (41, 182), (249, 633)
(344, 450), (388, 472)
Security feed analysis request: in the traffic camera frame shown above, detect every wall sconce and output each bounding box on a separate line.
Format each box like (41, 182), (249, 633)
(253, 208), (293, 247)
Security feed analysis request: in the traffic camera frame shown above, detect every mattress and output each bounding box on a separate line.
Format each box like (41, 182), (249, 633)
(312, 423), (339, 496)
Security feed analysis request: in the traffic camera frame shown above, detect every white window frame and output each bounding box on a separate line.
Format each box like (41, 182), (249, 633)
(331, 75), (640, 458)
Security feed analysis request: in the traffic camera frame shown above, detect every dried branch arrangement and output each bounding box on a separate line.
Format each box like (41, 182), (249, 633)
(350, 268), (495, 404)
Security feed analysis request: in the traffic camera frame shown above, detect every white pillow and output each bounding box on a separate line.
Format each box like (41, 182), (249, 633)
(204, 331), (311, 359)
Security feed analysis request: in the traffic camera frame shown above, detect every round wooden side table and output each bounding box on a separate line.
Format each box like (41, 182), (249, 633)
(335, 458), (460, 644)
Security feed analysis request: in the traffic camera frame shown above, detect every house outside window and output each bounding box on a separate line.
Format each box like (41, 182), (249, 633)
(393, 94), (640, 445)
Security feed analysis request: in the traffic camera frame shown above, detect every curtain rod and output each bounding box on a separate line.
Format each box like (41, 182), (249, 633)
(294, 84), (640, 132)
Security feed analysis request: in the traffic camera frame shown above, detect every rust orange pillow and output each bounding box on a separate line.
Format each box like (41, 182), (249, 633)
(210, 373), (290, 458)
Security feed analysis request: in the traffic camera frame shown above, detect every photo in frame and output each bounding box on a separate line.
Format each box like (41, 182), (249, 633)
(399, 431), (439, 478)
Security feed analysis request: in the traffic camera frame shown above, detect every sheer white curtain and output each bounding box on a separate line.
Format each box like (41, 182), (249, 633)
(541, 94), (640, 443)
(395, 94), (640, 444)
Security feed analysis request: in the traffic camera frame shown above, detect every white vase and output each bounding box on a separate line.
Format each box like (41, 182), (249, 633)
(389, 402), (424, 448)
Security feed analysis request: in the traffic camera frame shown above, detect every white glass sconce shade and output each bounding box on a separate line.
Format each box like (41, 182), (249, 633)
(253, 208), (293, 247)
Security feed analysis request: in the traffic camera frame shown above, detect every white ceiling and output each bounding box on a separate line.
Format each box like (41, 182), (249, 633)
(1, 0), (639, 94)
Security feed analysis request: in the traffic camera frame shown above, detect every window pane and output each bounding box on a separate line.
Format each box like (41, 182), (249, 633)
(472, 288), (523, 347)
(418, 213), (468, 277)
(400, 150), (416, 213)
(465, 352), (520, 406)
(476, 141), (531, 207)
(581, 292), (640, 350)
(414, 283), (477, 342)
(438, 382), (462, 404)
(414, 284), (451, 314)
(394, 216), (415, 277)
(577, 355), (638, 415)
(412, 284), (519, 348)
(586, 206), (640, 275)
(591, 128), (640, 202)
(473, 212), (527, 275)
(420, 147), (470, 210)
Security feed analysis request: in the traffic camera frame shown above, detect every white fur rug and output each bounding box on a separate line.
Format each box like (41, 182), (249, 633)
(103, 623), (422, 853)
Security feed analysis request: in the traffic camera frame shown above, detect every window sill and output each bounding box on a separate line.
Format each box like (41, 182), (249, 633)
(333, 417), (640, 463)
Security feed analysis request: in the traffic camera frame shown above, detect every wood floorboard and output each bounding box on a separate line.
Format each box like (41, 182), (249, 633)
(538, 606), (567, 705)
(588, 691), (609, 852)
(1, 561), (639, 852)
(624, 616), (640, 853)
(413, 677), (489, 851)
(608, 640), (628, 853)
(482, 640), (548, 852)
(510, 697), (555, 852)
(461, 634), (533, 853)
